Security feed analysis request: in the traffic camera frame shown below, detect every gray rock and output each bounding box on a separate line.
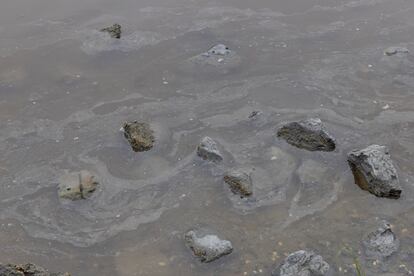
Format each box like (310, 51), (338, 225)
(100, 23), (122, 39)
(184, 229), (233, 263)
(123, 121), (155, 152)
(196, 136), (223, 162)
(223, 169), (253, 198)
(58, 170), (98, 200)
(0, 263), (70, 276)
(277, 118), (336, 152)
(347, 145), (401, 199)
(272, 250), (330, 276)
(363, 221), (399, 259)
(202, 44), (231, 57)
(384, 47), (409, 56)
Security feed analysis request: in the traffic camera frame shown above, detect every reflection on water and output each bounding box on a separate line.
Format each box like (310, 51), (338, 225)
(1, 0), (414, 275)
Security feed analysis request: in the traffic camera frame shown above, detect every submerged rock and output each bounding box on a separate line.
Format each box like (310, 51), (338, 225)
(384, 47), (409, 56)
(277, 118), (336, 152)
(202, 44), (232, 57)
(363, 221), (399, 259)
(272, 250), (330, 276)
(122, 121), (155, 152)
(223, 169), (253, 198)
(347, 145), (401, 199)
(0, 263), (70, 276)
(196, 136), (223, 162)
(100, 23), (122, 39)
(184, 228), (233, 263)
(58, 170), (98, 200)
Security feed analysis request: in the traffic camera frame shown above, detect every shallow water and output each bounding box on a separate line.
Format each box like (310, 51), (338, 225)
(1, 0), (414, 275)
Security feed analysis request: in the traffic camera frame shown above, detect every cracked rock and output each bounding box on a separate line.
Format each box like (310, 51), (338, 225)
(58, 170), (98, 200)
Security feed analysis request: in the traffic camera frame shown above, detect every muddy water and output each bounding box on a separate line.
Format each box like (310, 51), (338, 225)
(1, 0), (414, 275)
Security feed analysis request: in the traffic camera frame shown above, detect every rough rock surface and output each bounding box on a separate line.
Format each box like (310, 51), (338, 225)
(58, 170), (98, 200)
(363, 221), (399, 259)
(100, 23), (122, 39)
(272, 250), (330, 276)
(123, 121), (155, 152)
(196, 136), (223, 162)
(277, 118), (336, 152)
(347, 145), (401, 199)
(223, 169), (253, 198)
(0, 263), (70, 276)
(184, 228), (233, 263)
(202, 44), (231, 57)
(384, 46), (409, 56)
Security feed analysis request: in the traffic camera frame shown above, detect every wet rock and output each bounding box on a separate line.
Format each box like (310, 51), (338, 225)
(223, 169), (253, 198)
(122, 121), (155, 152)
(202, 44), (231, 57)
(185, 44), (241, 72)
(196, 136), (223, 162)
(363, 221), (399, 259)
(272, 250), (330, 276)
(184, 228), (233, 263)
(277, 118), (336, 152)
(58, 170), (98, 200)
(384, 47), (409, 56)
(100, 23), (122, 39)
(0, 263), (70, 276)
(347, 145), (401, 199)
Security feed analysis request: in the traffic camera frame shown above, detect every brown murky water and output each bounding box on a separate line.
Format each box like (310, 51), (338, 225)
(1, 0), (414, 275)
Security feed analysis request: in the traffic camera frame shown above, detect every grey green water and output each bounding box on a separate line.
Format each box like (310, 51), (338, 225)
(1, 0), (414, 275)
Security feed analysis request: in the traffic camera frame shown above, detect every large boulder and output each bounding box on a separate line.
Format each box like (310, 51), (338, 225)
(196, 137), (223, 162)
(277, 118), (336, 152)
(122, 121), (155, 152)
(347, 145), (401, 199)
(58, 170), (98, 200)
(363, 221), (399, 259)
(272, 250), (330, 276)
(100, 23), (122, 39)
(0, 263), (70, 276)
(184, 228), (233, 263)
(223, 169), (253, 198)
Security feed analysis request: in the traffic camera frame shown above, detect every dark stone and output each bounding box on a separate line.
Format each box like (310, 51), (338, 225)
(184, 228), (233, 263)
(196, 137), (223, 162)
(223, 169), (253, 198)
(272, 250), (330, 276)
(0, 263), (70, 276)
(277, 118), (336, 152)
(100, 23), (122, 39)
(363, 221), (399, 259)
(123, 121), (155, 152)
(348, 145), (401, 199)
(58, 170), (98, 200)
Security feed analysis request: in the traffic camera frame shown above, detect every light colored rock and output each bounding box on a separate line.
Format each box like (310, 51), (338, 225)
(196, 136), (223, 162)
(363, 221), (399, 259)
(272, 250), (330, 276)
(58, 170), (98, 200)
(384, 46), (409, 56)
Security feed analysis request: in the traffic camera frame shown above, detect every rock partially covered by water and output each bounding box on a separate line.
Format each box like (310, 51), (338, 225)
(363, 221), (399, 259)
(184, 228), (233, 263)
(122, 121), (155, 152)
(223, 169), (253, 198)
(347, 145), (401, 199)
(384, 46), (409, 56)
(0, 263), (70, 276)
(272, 250), (330, 276)
(100, 23), (122, 39)
(196, 137), (223, 162)
(202, 44), (231, 57)
(58, 170), (98, 200)
(277, 118), (336, 152)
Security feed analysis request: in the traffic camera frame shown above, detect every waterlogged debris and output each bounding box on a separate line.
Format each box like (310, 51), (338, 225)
(184, 228), (233, 263)
(100, 23), (122, 39)
(58, 170), (98, 200)
(384, 47), (409, 56)
(0, 263), (70, 276)
(363, 221), (399, 259)
(348, 145), (401, 199)
(271, 250), (330, 276)
(223, 169), (253, 198)
(196, 136), (223, 162)
(277, 118), (336, 151)
(122, 121), (155, 152)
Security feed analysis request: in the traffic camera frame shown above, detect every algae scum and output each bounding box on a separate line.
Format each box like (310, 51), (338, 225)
(1, 0), (414, 275)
